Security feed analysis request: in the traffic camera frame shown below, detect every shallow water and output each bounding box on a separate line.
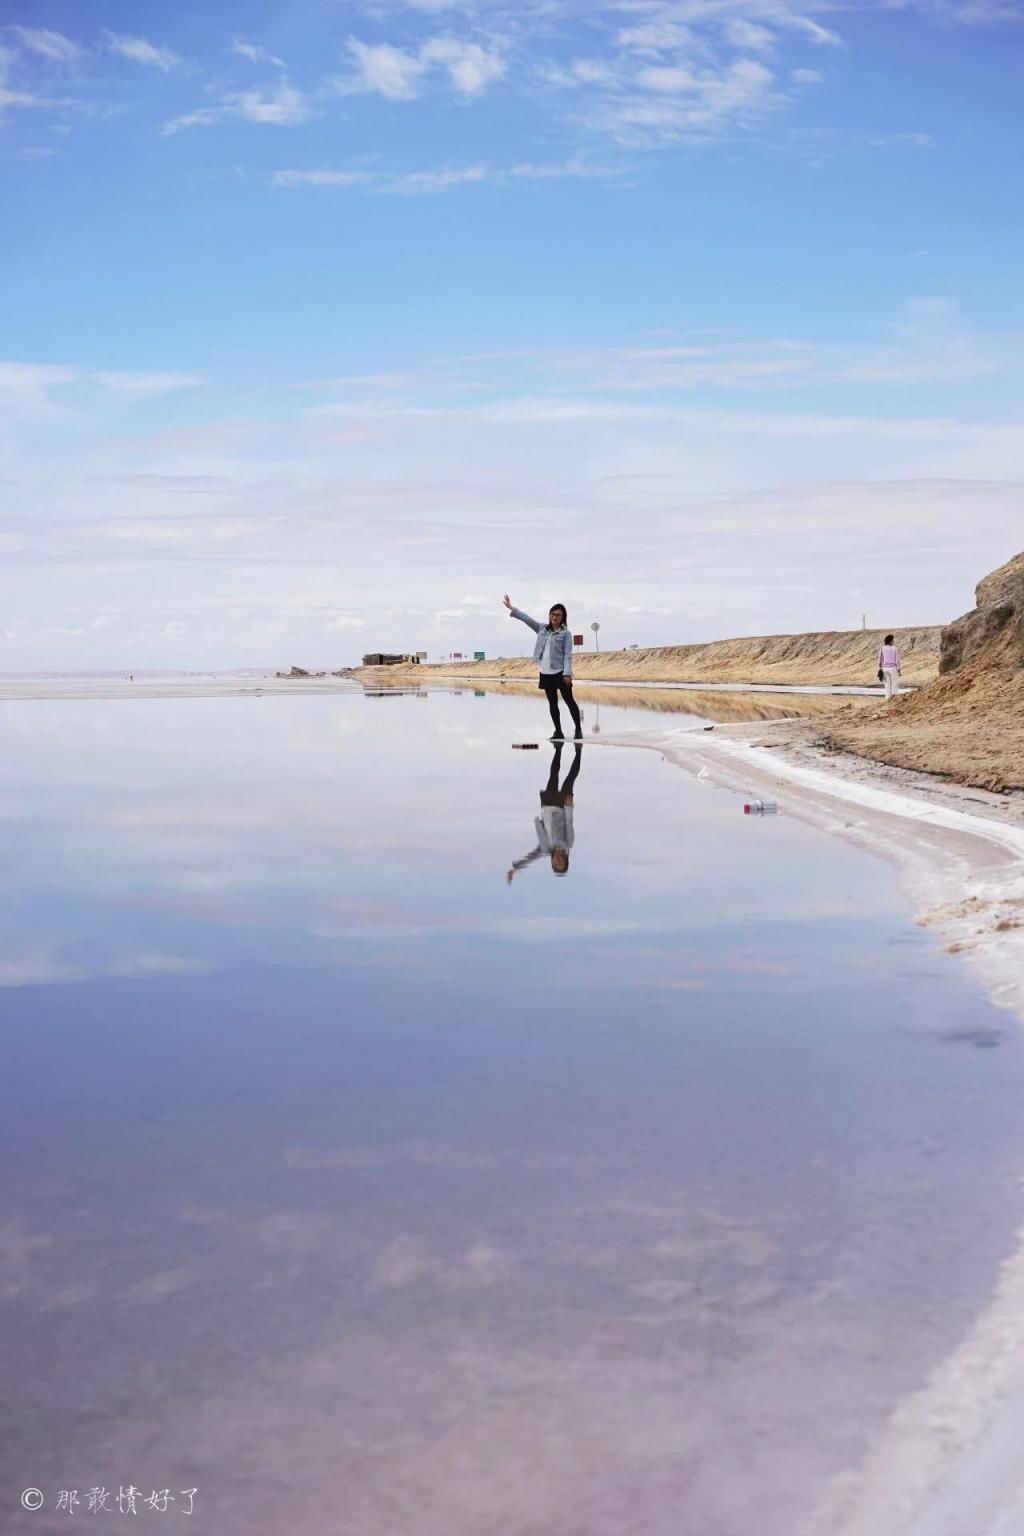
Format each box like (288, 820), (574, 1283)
(2, 688), (1022, 1535)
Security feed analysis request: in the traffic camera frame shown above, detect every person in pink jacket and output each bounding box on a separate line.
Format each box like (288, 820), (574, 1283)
(877, 634), (902, 701)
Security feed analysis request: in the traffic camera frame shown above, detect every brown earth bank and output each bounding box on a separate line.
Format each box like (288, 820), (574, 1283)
(820, 551), (1024, 793)
(355, 625), (941, 690)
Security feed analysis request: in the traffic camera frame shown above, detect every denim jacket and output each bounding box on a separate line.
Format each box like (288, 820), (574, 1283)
(509, 607), (574, 675)
(511, 807), (575, 870)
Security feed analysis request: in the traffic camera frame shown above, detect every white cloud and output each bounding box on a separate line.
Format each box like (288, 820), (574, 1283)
(95, 371), (207, 396)
(231, 84), (313, 125)
(509, 156), (626, 181)
(866, 131), (934, 148)
(163, 83), (313, 135)
(0, 49), (58, 114)
(589, 56), (781, 143)
(343, 39), (427, 100)
(888, 0), (1024, 19)
(103, 32), (182, 72)
(387, 164), (489, 193)
(273, 168), (378, 187)
(301, 301), (1018, 407)
(273, 158), (626, 194)
(341, 34), (505, 100)
(0, 361), (79, 419)
(231, 39), (287, 69)
(421, 37), (507, 96)
(725, 19), (776, 52)
(8, 26), (82, 63)
(4, 299), (1021, 667)
(784, 15), (843, 45)
(636, 64), (698, 93)
(791, 67), (824, 84)
(570, 57), (618, 85)
(615, 21), (694, 54)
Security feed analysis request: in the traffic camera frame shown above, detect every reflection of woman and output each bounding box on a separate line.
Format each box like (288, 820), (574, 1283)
(507, 743), (582, 881)
(503, 594), (583, 741)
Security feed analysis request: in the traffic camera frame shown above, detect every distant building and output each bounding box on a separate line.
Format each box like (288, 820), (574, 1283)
(361, 653), (420, 666)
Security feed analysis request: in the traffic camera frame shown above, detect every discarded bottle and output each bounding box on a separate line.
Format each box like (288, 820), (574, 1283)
(743, 800), (778, 815)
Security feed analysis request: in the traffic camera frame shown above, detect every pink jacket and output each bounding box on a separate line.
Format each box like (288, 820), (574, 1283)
(878, 644), (902, 671)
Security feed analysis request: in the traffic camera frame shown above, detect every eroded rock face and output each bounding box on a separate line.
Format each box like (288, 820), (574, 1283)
(939, 550), (1024, 675)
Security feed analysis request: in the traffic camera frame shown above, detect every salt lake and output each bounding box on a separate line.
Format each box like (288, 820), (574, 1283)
(2, 685), (1023, 1535)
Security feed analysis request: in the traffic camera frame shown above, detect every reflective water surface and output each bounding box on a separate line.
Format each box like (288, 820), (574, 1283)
(3, 687), (1023, 1535)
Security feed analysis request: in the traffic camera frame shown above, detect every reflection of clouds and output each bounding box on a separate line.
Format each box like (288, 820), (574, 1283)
(70, 1181), (887, 1536)
(475, 915), (657, 941)
(368, 1236), (512, 1294)
(0, 695), (892, 987)
(119, 1267), (200, 1305)
(255, 1213), (336, 1255)
(310, 913), (662, 943)
(0, 945), (82, 987)
(553, 942), (803, 996)
(284, 1143), (601, 1175)
(0, 1221), (52, 1301)
(0, 941), (210, 988)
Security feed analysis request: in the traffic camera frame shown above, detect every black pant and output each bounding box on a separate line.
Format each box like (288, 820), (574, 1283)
(541, 674), (581, 737)
(540, 742), (582, 806)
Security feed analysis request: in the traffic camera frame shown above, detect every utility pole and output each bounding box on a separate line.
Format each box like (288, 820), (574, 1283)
(861, 612), (866, 631)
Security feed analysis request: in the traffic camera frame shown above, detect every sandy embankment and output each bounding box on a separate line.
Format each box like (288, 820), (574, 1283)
(356, 625), (941, 691)
(819, 551), (1024, 794)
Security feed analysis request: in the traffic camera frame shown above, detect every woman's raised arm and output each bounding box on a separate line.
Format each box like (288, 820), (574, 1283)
(503, 596), (541, 633)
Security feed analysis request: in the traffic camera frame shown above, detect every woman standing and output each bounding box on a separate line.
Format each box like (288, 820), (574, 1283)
(503, 594), (583, 741)
(877, 633), (903, 701)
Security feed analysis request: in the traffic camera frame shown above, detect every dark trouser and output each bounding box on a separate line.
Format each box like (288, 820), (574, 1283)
(541, 742), (582, 805)
(540, 674), (582, 737)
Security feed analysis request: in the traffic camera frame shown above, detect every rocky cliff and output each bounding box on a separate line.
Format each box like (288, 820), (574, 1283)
(938, 550), (1024, 676)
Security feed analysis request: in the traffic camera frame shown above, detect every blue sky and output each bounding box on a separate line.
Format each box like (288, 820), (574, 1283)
(2, 0), (1022, 667)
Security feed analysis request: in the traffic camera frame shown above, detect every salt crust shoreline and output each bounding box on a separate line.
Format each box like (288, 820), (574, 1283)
(598, 718), (1024, 1536)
